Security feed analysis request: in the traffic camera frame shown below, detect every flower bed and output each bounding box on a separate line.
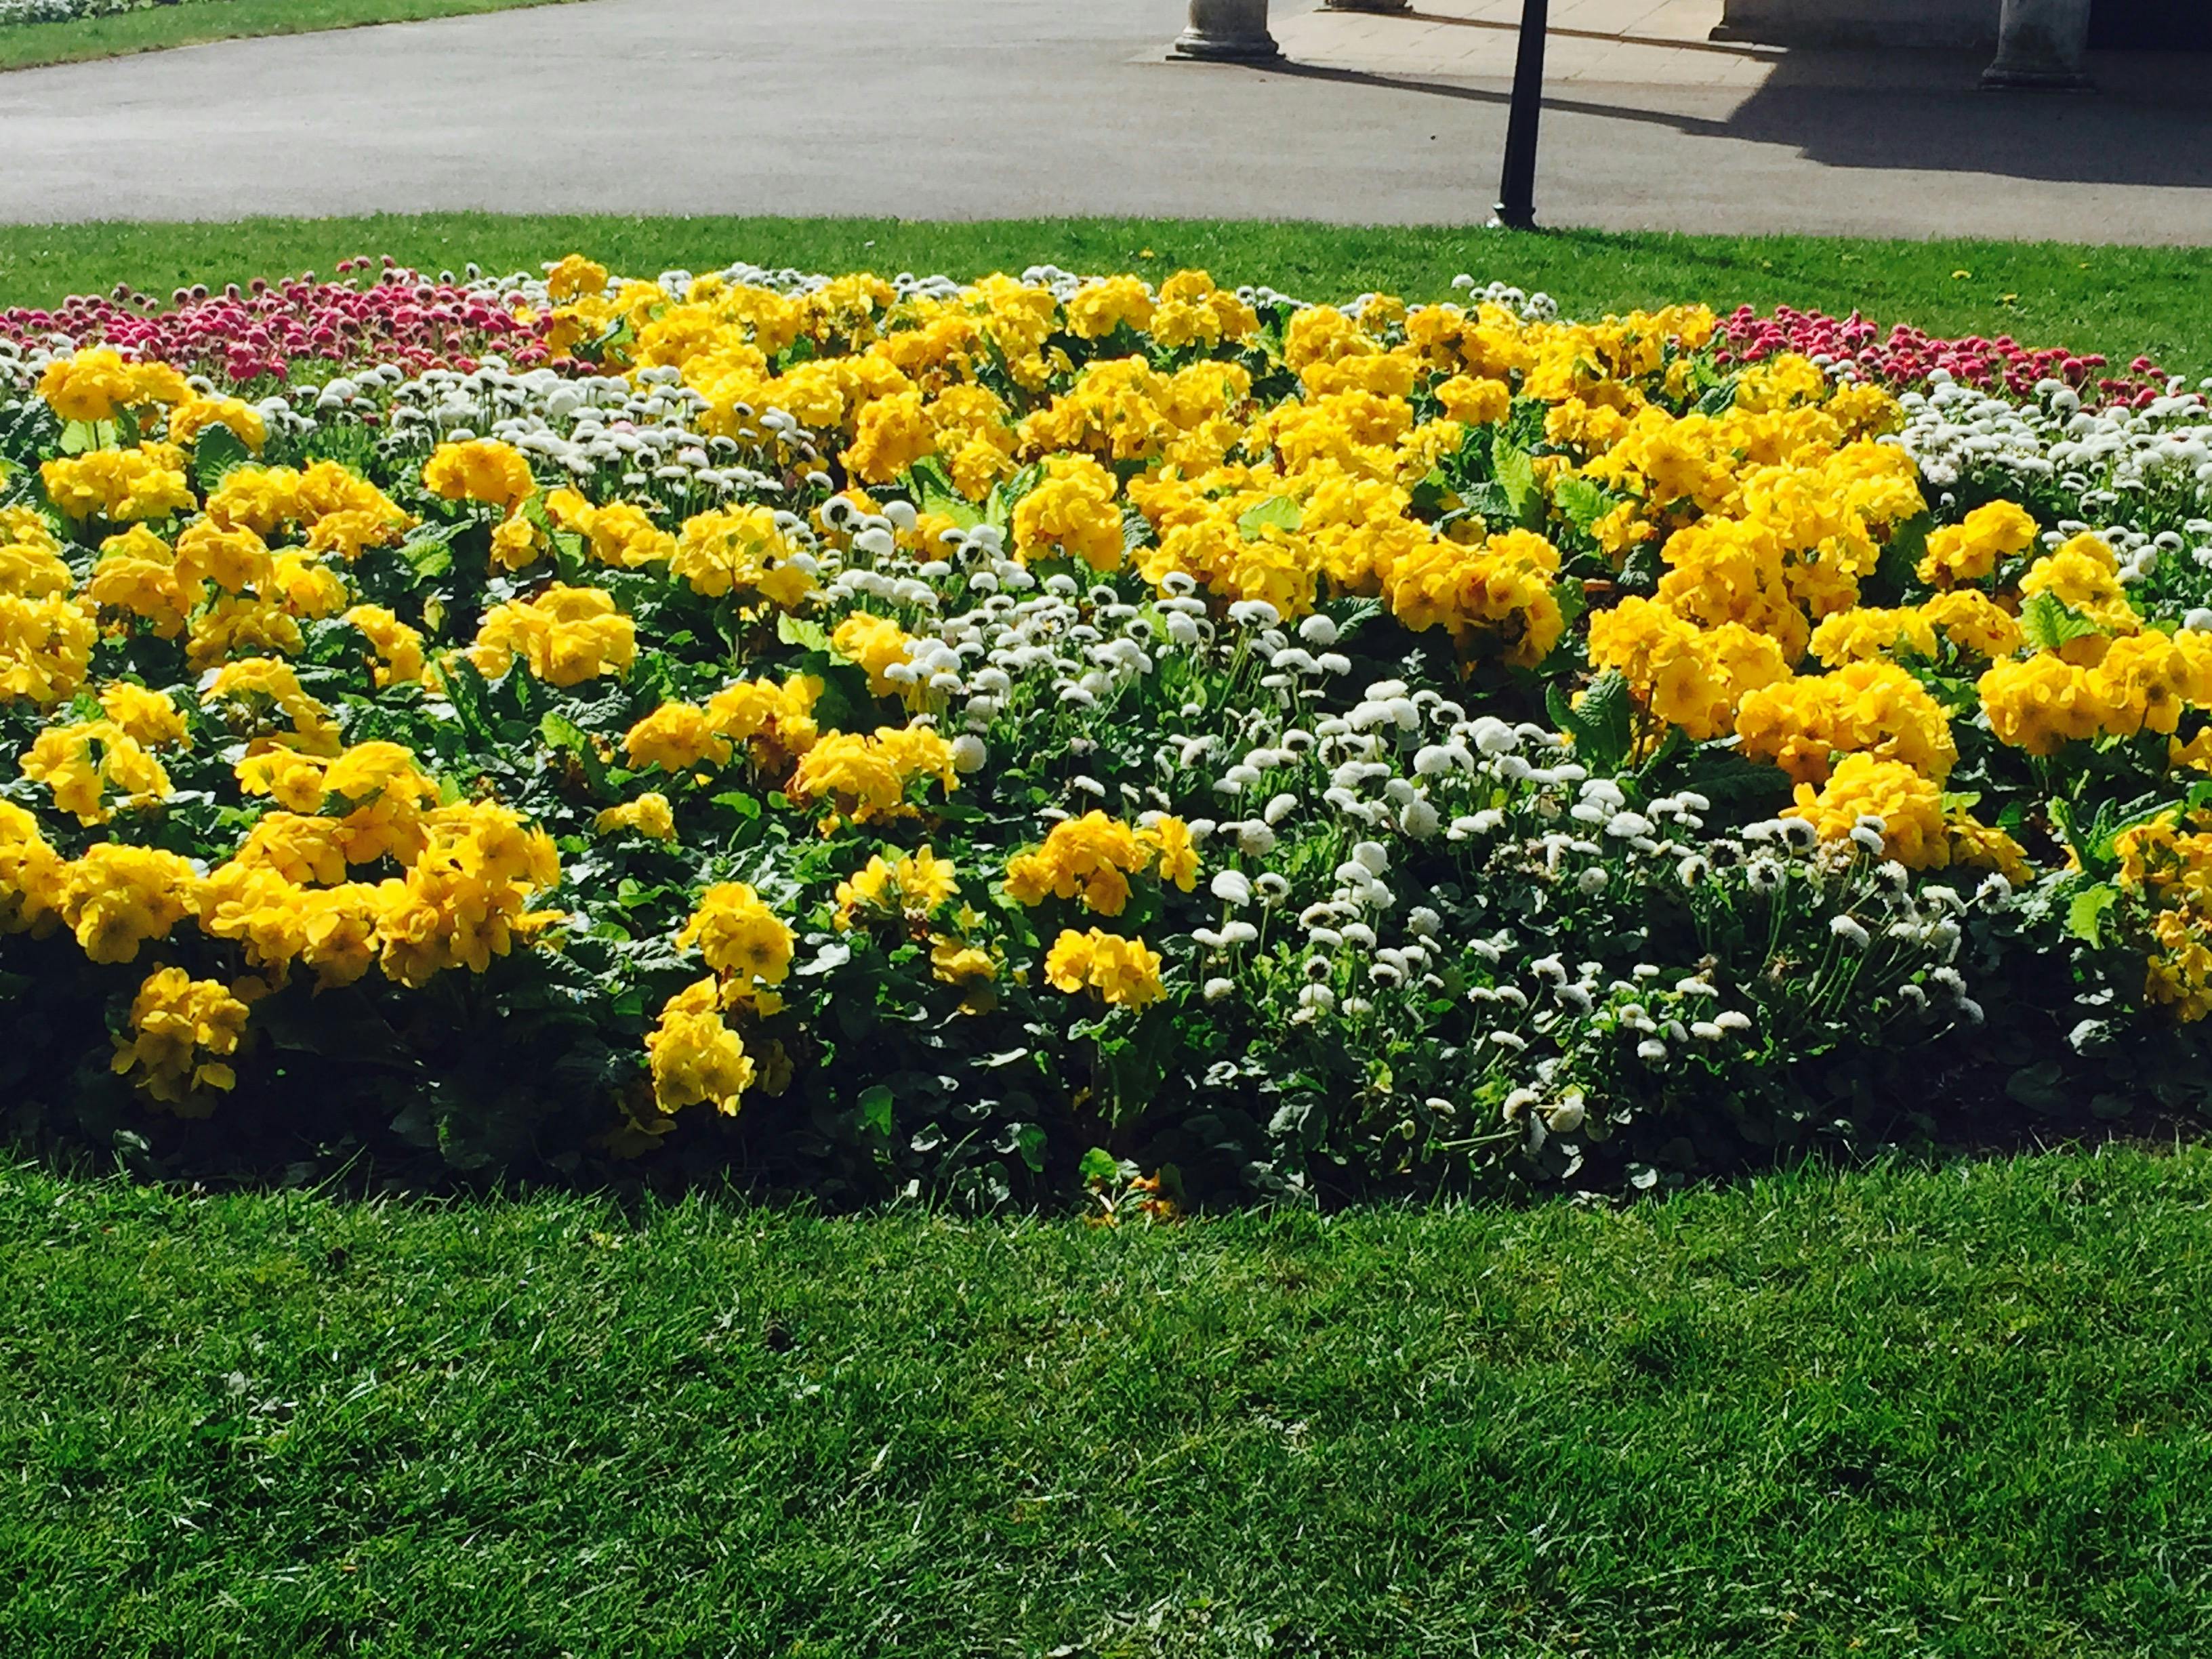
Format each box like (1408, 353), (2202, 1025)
(2, 253), (2211, 1202)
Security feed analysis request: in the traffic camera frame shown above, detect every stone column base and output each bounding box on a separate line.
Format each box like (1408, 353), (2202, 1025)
(1173, 0), (1281, 60)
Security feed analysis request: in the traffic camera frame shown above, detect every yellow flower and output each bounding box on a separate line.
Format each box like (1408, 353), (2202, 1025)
(0, 801), (65, 936)
(544, 489), (675, 569)
(1012, 455), (1125, 573)
(705, 672), (821, 765)
(1783, 754), (1949, 869)
(1920, 589), (2022, 661)
(342, 604), (428, 687)
(470, 583), (636, 686)
(787, 725), (958, 828)
(53, 842), (202, 964)
(0, 592), (98, 706)
(1381, 527), (1563, 668)
(670, 506), (816, 605)
(41, 444), (194, 523)
(1065, 276), (1157, 340)
(1587, 598), (1793, 743)
(98, 682), (189, 749)
(167, 394), (268, 454)
(1142, 816), (1201, 892)
(422, 439), (537, 513)
(646, 978), (756, 1115)
(1735, 660), (1956, 787)
(37, 348), (188, 424)
(1808, 605), (1938, 667)
(832, 612), (918, 699)
(86, 527), (190, 638)
(929, 935), (1000, 985)
(1919, 499), (2037, 586)
(842, 388), (936, 484)
(595, 792), (677, 841)
(199, 656), (340, 754)
(2018, 533), (2137, 640)
(678, 882), (796, 987)
(110, 966), (250, 1111)
(20, 720), (171, 824)
(1005, 811), (1152, 916)
(624, 701), (733, 773)
(1044, 926), (1166, 1007)
(546, 253), (611, 304)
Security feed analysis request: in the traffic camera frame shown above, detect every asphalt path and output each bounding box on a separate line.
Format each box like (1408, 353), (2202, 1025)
(0, 0), (2208, 239)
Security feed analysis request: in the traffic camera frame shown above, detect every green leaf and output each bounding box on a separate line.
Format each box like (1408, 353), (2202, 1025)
(776, 613), (831, 653)
(1552, 474), (1615, 532)
(905, 456), (983, 529)
(399, 525), (456, 580)
(539, 712), (615, 800)
(2066, 883), (2120, 947)
(1078, 1147), (1122, 1185)
(857, 1084), (896, 1137)
(2020, 591), (2104, 655)
(190, 424), (252, 495)
(1492, 437), (1544, 529)
(1237, 495), (1302, 540)
(1545, 671), (1635, 774)
(1873, 512), (1931, 599)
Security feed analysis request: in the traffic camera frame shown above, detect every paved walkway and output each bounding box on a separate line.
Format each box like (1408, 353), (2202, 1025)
(0, 0), (2208, 240)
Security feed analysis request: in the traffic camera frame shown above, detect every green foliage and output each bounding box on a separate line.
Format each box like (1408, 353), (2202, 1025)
(5, 1154), (2212, 1656)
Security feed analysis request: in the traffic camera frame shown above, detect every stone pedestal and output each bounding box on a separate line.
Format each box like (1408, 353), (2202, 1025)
(1173, 0), (1282, 60)
(1982, 0), (2093, 87)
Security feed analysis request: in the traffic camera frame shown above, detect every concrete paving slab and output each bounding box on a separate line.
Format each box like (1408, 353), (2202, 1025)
(0, 0), (2206, 242)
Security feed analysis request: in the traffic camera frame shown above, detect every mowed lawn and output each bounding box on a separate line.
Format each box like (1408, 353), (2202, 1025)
(0, 0), (581, 74)
(7, 1149), (2212, 1657)
(0, 215), (2207, 383)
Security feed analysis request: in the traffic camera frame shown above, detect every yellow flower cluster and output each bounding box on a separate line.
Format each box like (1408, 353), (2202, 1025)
(204, 459), (412, 559)
(1735, 660), (1957, 787)
(37, 347), (189, 424)
(167, 394), (268, 454)
(646, 977), (756, 1115)
(1012, 455), (1125, 573)
(834, 844), (958, 928)
(544, 489), (676, 571)
(1919, 499), (2039, 587)
(1381, 527), (1564, 667)
(200, 656), (340, 754)
(1044, 926), (1166, 1008)
(41, 443), (195, 523)
(1782, 752), (2026, 876)
(786, 723), (958, 828)
(1004, 811), (1199, 915)
(110, 966), (250, 1112)
(1587, 597), (1793, 743)
(422, 438), (537, 513)
(20, 717), (174, 825)
(1980, 630), (2212, 755)
(625, 672), (825, 776)
(0, 591), (98, 705)
(2114, 814), (2212, 1022)
(669, 505), (817, 605)
(831, 611), (920, 699)
(676, 882), (796, 989)
(594, 792), (676, 841)
(470, 583), (638, 686)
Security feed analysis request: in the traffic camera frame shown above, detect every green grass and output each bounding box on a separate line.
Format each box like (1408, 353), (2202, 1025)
(7, 1147), (2212, 1656)
(0, 215), (2207, 380)
(0, 0), (579, 73)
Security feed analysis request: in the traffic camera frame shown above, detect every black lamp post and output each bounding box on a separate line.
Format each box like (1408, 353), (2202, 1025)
(1490, 0), (1550, 230)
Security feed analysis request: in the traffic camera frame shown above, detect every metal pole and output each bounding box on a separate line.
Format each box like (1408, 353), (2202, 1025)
(1490, 0), (1550, 230)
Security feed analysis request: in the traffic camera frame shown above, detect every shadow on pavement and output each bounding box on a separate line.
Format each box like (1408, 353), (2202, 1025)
(1252, 49), (2212, 190)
